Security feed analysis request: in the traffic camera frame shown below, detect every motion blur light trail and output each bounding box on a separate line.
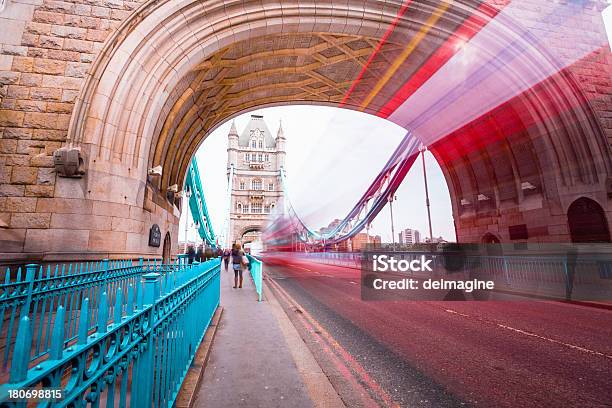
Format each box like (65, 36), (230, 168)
(266, 0), (610, 248)
(270, 134), (420, 248)
(388, 0), (609, 145)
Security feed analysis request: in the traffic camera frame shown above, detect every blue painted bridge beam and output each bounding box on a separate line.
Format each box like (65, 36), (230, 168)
(185, 157), (217, 248)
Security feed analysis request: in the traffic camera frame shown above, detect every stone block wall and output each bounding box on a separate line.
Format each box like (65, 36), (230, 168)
(0, 0), (181, 261)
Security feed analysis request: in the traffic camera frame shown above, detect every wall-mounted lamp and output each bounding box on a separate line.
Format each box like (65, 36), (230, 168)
(521, 181), (536, 191)
(148, 165), (162, 176)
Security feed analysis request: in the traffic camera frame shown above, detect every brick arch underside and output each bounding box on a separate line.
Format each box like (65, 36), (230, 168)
(70, 0), (611, 244)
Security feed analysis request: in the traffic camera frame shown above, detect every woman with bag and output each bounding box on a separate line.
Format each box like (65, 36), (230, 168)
(231, 243), (246, 288)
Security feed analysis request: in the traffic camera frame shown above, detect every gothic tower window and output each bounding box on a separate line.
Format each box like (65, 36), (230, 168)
(237, 203), (242, 212)
(243, 204), (249, 213)
(268, 183), (274, 191)
(252, 202), (262, 213)
(258, 140), (263, 148)
(264, 204), (270, 213)
(252, 179), (262, 190)
(239, 180), (246, 190)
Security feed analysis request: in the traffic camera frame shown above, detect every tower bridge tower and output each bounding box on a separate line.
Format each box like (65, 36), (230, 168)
(227, 115), (285, 246)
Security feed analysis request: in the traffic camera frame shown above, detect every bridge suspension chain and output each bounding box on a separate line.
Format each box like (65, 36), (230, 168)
(185, 157), (217, 247)
(275, 132), (421, 248)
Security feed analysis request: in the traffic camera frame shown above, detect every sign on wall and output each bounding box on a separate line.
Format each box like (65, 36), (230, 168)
(149, 224), (161, 247)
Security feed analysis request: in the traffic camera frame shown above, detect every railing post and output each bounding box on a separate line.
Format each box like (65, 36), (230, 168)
(9, 316), (32, 383)
(139, 273), (160, 407)
(19, 264), (37, 319)
(143, 273), (160, 306)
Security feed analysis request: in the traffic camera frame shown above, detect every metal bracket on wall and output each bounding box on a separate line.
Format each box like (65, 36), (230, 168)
(53, 147), (86, 178)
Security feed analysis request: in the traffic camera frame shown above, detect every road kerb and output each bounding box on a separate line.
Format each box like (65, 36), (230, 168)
(263, 277), (347, 408)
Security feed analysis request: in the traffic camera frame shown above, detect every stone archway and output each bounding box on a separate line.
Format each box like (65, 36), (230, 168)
(567, 197), (611, 243)
(1, 0), (611, 258)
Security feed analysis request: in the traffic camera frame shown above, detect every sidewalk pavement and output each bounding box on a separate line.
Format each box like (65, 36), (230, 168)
(193, 265), (344, 408)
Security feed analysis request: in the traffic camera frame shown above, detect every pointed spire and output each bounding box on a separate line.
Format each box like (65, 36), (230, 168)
(228, 120), (238, 136)
(277, 119), (285, 139)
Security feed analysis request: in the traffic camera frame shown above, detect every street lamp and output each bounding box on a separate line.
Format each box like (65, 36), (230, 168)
(419, 144), (434, 241)
(182, 189), (192, 252)
(388, 194), (397, 250)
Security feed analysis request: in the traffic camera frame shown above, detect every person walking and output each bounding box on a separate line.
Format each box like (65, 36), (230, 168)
(222, 248), (231, 271)
(231, 243), (246, 288)
(186, 244), (196, 264)
(195, 245), (204, 262)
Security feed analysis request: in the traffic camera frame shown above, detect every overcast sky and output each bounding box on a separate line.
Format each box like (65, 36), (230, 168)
(179, 105), (456, 244)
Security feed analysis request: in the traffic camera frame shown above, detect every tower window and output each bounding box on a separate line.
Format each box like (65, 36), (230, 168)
(258, 153), (263, 162)
(252, 179), (262, 190)
(264, 204), (270, 213)
(239, 181), (245, 190)
(237, 203), (242, 212)
(258, 140), (263, 148)
(252, 203), (262, 213)
(251, 139), (256, 148)
(243, 204), (249, 213)
(268, 183), (274, 191)
(264, 154), (269, 161)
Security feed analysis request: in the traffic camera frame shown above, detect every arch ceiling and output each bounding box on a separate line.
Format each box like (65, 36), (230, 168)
(68, 0), (611, 241)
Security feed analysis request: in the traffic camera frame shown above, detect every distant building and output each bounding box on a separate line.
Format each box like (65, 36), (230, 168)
(425, 236), (447, 244)
(319, 218), (342, 236)
(399, 228), (421, 244)
(350, 233), (381, 251)
(227, 114), (285, 245)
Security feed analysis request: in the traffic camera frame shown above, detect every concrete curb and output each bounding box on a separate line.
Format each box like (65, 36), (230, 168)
(263, 277), (346, 408)
(175, 306), (224, 408)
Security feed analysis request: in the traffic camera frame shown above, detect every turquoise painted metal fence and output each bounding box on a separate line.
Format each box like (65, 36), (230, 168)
(246, 255), (263, 302)
(0, 258), (174, 370)
(0, 257), (220, 407)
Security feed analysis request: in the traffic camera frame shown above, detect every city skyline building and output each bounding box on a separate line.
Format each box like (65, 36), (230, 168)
(399, 228), (422, 244)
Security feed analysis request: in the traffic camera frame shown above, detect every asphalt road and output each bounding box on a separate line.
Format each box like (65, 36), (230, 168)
(263, 256), (612, 408)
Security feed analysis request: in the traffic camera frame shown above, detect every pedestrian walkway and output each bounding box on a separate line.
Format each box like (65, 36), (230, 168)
(193, 264), (343, 408)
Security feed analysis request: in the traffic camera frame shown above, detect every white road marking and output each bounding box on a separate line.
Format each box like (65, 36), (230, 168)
(496, 323), (612, 359)
(443, 308), (612, 359)
(444, 309), (469, 317)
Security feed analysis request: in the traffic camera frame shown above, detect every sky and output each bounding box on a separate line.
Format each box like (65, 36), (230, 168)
(179, 105), (456, 244)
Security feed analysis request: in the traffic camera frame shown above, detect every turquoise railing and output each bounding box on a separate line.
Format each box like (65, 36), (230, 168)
(0, 258), (175, 370)
(0, 258), (220, 407)
(246, 255), (263, 302)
